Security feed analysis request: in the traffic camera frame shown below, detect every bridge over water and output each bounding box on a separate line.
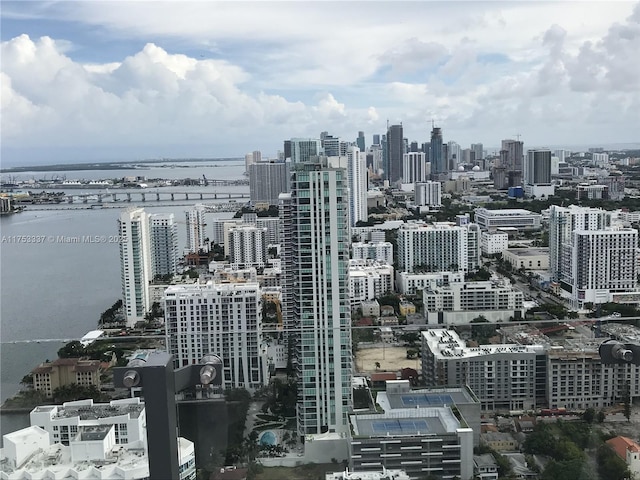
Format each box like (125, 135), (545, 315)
(65, 190), (249, 203)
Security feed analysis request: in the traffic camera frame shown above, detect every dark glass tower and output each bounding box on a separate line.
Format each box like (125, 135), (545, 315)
(386, 124), (404, 183)
(430, 127), (445, 176)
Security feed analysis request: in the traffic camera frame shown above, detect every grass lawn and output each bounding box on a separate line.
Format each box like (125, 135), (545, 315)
(254, 463), (340, 480)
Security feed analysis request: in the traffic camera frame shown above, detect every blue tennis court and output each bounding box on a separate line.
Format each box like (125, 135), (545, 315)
(400, 394), (454, 407)
(372, 419), (429, 434)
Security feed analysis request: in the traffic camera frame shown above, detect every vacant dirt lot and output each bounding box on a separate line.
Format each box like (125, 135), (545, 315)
(354, 345), (421, 373)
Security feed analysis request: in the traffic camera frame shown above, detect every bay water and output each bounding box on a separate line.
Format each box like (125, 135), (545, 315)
(0, 162), (245, 439)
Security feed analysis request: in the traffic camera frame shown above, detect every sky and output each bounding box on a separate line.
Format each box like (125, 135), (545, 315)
(1, 1), (640, 166)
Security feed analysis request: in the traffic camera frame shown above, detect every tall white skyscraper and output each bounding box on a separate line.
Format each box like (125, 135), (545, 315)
(570, 228), (638, 308)
(165, 281), (267, 392)
(402, 152), (427, 183)
(280, 158), (352, 437)
(186, 204), (209, 253)
(548, 205), (612, 283)
(415, 181), (442, 207)
(347, 146), (368, 227)
(119, 208), (180, 325)
(149, 213), (178, 278)
(119, 208), (152, 326)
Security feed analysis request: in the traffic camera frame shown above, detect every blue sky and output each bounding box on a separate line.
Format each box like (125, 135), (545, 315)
(1, 1), (639, 165)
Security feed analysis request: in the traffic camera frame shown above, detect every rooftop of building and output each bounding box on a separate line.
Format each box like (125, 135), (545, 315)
(165, 279), (260, 295)
(481, 431), (517, 442)
(326, 468), (410, 480)
(422, 329), (544, 360)
(377, 387), (479, 412)
(350, 406), (460, 437)
(475, 208), (539, 216)
(606, 436), (640, 460)
(32, 398), (144, 420)
(2, 427), (194, 478)
(31, 358), (101, 375)
(505, 248), (549, 257)
(601, 323), (640, 343)
(474, 453), (498, 468)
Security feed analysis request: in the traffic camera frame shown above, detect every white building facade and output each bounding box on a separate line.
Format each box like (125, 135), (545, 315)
(402, 152), (427, 183)
(548, 204), (612, 283)
(351, 241), (394, 266)
(474, 208), (542, 231)
(164, 281), (268, 392)
(481, 232), (509, 256)
(569, 227), (638, 308)
(185, 204), (209, 254)
(149, 213), (178, 278)
(397, 222), (481, 273)
(395, 271), (465, 296)
(348, 146), (368, 227)
(227, 224), (268, 269)
(119, 208), (152, 326)
(422, 280), (525, 325)
(415, 181), (442, 207)
(348, 260), (394, 309)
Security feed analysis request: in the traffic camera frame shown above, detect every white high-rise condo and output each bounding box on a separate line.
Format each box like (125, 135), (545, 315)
(347, 146), (368, 226)
(397, 222), (481, 273)
(569, 228), (638, 308)
(149, 213), (178, 278)
(402, 152), (427, 183)
(415, 181), (442, 207)
(280, 158), (352, 437)
(119, 208), (152, 326)
(548, 205), (611, 283)
(227, 224), (268, 268)
(186, 204), (209, 253)
(164, 281), (267, 392)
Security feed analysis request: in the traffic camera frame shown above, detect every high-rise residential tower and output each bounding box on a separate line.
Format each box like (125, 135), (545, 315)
(119, 208), (152, 326)
(386, 124), (404, 183)
(119, 208), (180, 325)
(186, 204), (209, 254)
(280, 158), (352, 437)
(569, 228), (638, 308)
(347, 146), (368, 226)
(402, 152), (427, 183)
(430, 127), (445, 177)
(227, 225), (268, 269)
(471, 143), (483, 161)
(165, 281), (267, 392)
(149, 213), (178, 278)
(524, 149), (554, 198)
(548, 205), (612, 283)
(249, 161), (290, 205)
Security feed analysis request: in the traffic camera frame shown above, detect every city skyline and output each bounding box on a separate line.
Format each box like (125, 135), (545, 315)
(1, 1), (639, 165)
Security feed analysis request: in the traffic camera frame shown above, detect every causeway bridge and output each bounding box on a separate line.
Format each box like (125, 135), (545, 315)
(65, 190), (250, 203)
